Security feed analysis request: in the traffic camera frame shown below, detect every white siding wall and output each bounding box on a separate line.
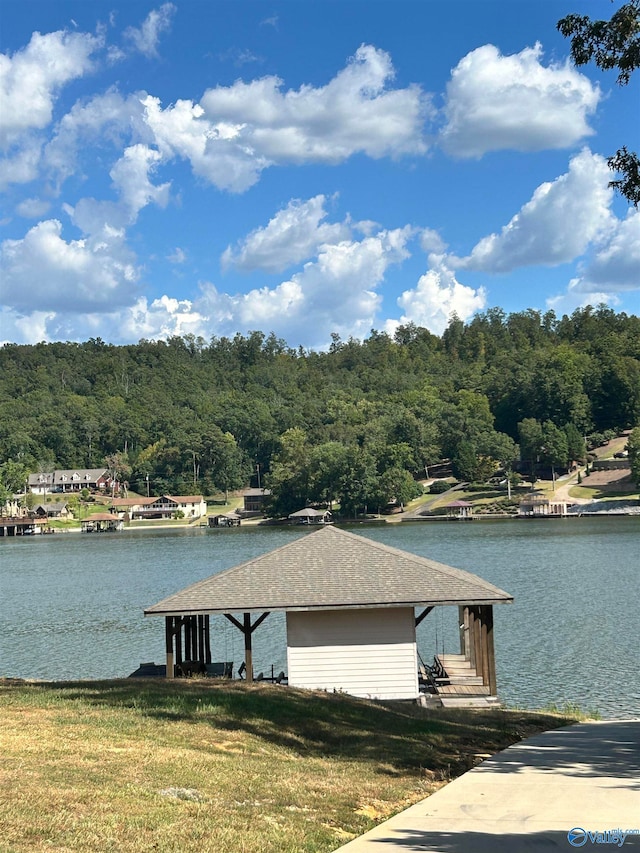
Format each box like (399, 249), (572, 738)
(286, 607), (418, 700)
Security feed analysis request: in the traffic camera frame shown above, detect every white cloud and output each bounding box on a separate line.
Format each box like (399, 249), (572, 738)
(440, 43), (600, 158)
(546, 283), (620, 317)
(0, 29), (101, 149)
(16, 197), (51, 218)
(142, 45), (430, 192)
(560, 208), (640, 294)
(390, 256), (486, 336)
(201, 228), (412, 347)
(124, 3), (176, 58)
(109, 144), (170, 220)
(1, 226), (412, 348)
(420, 227), (447, 254)
(0, 140), (42, 190)
(0, 219), (140, 314)
(43, 90), (148, 190)
(167, 247), (186, 264)
(455, 149), (614, 273)
(222, 195), (351, 272)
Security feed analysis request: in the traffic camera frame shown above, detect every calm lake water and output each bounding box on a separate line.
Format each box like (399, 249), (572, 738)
(1, 518), (638, 719)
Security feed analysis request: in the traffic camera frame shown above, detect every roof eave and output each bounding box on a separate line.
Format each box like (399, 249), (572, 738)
(145, 597), (514, 617)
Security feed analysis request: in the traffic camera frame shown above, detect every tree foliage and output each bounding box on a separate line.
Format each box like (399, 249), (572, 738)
(558, 0), (640, 204)
(0, 306), (638, 512)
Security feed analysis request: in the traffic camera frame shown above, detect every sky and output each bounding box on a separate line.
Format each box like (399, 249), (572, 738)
(1, 0), (638, 350)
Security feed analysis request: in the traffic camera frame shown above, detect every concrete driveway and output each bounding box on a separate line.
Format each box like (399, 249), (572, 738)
(338, 720), (640, 852)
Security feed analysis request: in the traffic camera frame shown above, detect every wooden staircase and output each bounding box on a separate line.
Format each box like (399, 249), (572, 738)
(434, 654), (501, 709)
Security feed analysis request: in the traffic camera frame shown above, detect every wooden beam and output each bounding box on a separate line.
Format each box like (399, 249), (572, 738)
(243, 612), (253, 682)
(485, 606), (497, 695)
(468, 606), (476, 670)
(223, 612), (270, 682)
(415, 606), (434, 627)
(165, 616), (174, 679)
(479, 606), (490, 688)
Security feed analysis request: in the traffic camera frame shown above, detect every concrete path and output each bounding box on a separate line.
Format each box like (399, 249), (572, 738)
(338, 720), (640, 852)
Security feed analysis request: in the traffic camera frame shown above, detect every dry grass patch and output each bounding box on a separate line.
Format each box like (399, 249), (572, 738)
(0, 678), (575, 853)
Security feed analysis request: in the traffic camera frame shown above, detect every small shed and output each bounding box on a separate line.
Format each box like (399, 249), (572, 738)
(145, 526), (512, 701)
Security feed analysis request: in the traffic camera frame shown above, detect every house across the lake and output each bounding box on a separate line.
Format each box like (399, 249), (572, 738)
(242, 488), (271, 514)
(28, 469), (113, 495)
(144, 526), (513, 706)
(111, 495), (207, 521)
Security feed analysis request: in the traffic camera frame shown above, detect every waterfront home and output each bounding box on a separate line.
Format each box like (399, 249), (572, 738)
(28, 468), (113, 495)
(111, 495), (207, 520)
(33, 502), (70, 519)
(242, 488), (271, 514)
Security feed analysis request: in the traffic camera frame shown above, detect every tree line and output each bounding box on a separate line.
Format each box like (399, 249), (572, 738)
(1, 305), (639, 514)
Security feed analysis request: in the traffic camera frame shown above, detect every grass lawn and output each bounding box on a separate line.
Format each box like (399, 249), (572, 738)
(0, 679), (577, 853)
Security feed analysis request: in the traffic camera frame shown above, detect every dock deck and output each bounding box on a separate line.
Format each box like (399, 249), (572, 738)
(431, 654), (500, 709)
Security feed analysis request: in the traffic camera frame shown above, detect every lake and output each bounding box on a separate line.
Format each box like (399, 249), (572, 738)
(1, 518), (638, 719)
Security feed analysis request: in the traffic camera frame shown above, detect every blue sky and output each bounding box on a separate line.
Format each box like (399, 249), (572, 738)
(1, 0), (638, 349)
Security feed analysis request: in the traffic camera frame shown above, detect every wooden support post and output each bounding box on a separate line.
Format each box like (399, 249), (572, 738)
(224, 612), (270, 683)
(485, 606), (497, 696)
(468, 606), (476, 670)
(473, 606), (484, 681)
(175, 617), (183, 667)
(197, 615), (205, 664)
(165, 616), (174, 679)
(479, 606), (490, 687)
(243, 612), (253, 682)
(191, 616), (198, 660)
(204, 615), (212, 664)
(458, 606), (466, 657)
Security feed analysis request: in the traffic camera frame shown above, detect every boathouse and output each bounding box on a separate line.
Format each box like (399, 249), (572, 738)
(145, 526), (512, 703)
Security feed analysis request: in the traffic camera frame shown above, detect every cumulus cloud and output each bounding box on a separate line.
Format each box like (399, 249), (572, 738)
(43, 90), (148, 190)
(563, 208), (640, 295)
(0, 219), (139, 314)
(440, 43), (600, 158)
(390, 257), (486, 336)
(1, 225), (413, 348)
(546, 283), (620, 317)
(0, 29), (101, 149)
(201, 228), (412, 347)
(109, 144), (170, 220)
(142, 45), (430, 191)
(455, 149), (614, 273)
(222, 195), (351, 272)
(124, 3), (176, 58)
(16, 197), (51, 218)
(0, 141), (43, 190)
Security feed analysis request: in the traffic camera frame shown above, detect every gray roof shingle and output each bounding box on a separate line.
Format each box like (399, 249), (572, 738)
(145, 526), (513, 616)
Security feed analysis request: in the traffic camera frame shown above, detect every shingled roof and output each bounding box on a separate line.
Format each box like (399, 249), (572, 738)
(145, 526), (513, 616)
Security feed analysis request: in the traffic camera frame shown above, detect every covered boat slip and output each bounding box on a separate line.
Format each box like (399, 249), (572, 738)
(144, 526), (513, 704)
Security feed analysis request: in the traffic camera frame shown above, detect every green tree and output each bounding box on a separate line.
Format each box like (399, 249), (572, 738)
(558, 0), (640, 204)
(627, 426), (640, 484)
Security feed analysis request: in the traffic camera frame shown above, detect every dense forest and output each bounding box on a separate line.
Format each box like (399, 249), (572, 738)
(1, 305), (639, 515)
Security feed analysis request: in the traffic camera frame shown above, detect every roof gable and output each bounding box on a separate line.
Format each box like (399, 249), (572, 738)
(145, 526), (513, 616)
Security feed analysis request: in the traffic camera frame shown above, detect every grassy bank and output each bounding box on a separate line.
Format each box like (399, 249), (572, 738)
(0, 679), (576, 853)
